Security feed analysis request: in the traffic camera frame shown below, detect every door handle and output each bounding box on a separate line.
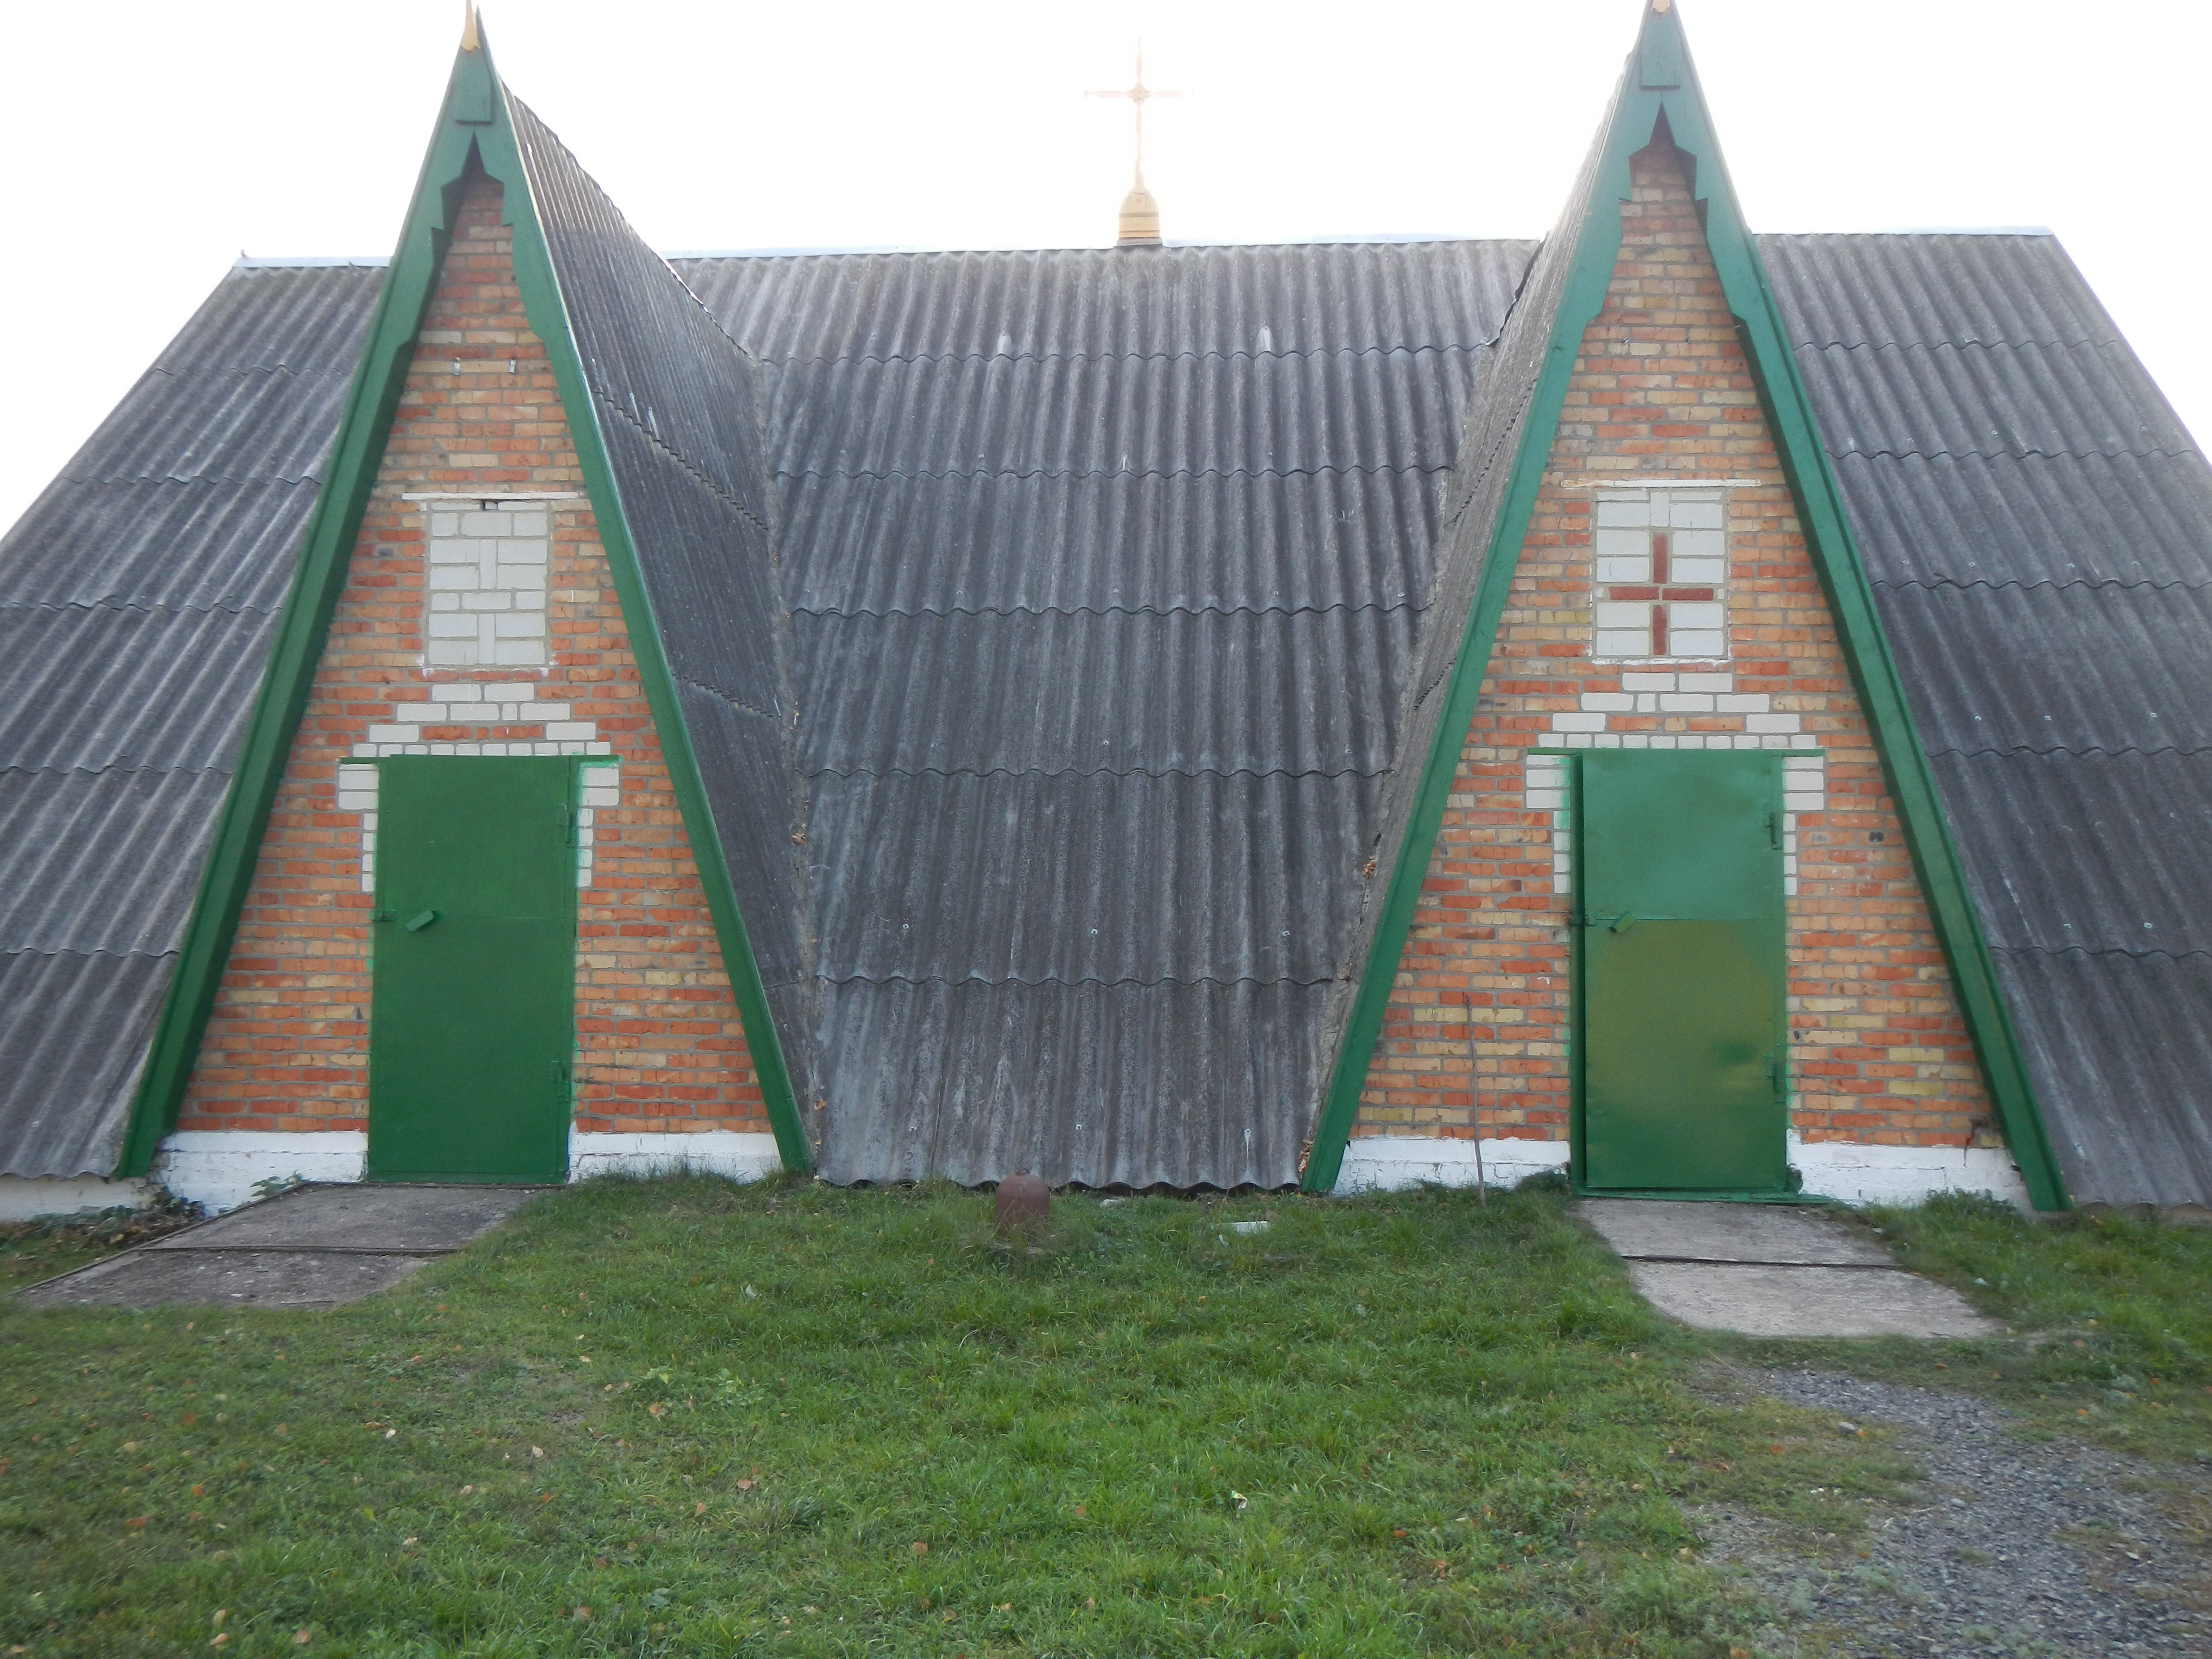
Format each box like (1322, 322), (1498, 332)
(1609, 913), (1636, 933)
(404, 909), (441, 932)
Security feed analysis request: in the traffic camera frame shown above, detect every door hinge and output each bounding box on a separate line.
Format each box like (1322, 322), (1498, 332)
(1765, 1051), (1785, 1094)
(1766, 810), (1782, 851)
(370, 908), (394, 923)
(551, 1058), (572, 1099)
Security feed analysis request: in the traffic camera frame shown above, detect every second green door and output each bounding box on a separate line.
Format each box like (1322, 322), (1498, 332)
(367, 757), (577, 1184)
(1575, 749), (1788, 1193)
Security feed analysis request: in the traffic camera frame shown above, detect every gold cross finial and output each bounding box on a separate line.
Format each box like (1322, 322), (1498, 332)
(1087, 45), (1187, 248)
(461, 0), (481, 52)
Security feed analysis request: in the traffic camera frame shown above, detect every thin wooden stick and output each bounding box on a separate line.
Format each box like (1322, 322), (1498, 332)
(1461, 989), (1487, 1205)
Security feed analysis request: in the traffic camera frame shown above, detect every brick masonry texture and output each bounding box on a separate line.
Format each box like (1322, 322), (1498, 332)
(1351, 138), (1997, 1153)
(176, 168), (767, 1138)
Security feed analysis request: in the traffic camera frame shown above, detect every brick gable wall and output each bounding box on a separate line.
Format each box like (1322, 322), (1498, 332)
(175, 168), (768, 1138)
(1351, 138), (1998, 1153)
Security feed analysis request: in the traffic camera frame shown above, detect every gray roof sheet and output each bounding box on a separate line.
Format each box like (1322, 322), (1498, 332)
(0, 264), (377, 1177)
(510, 102), (817, 1108)
(773, 467), (1445, 615)
(1764, 231), (2212, 1206)
(683, 238), (1534, 1186)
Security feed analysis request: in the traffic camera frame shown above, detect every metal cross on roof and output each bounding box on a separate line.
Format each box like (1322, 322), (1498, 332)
(1086, 46), (1187, 195)
(1086, 46), (1187, 248)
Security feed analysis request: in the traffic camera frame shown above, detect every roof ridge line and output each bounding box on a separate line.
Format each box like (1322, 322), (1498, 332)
(674, 238), (1536, 264)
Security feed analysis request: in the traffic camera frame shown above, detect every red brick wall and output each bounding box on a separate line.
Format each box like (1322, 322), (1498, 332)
(1352, 138), (1996, 1152)
(176, 169), (768, 1138)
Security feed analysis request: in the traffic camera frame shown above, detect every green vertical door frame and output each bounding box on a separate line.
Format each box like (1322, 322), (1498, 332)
(1305, 0), (2068, 1208)
(118, 27), (813, 1176)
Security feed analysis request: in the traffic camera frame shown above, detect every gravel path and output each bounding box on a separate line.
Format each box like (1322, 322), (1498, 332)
(1700, 1369), (2211, 1657)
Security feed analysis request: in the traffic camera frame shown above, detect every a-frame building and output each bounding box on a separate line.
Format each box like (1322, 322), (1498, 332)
(1, 2), (2206, 1215)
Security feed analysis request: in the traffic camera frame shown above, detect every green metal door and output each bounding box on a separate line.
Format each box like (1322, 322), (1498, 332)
(1575, 750), (1788, 1192)
(367, 757), (577, 1183)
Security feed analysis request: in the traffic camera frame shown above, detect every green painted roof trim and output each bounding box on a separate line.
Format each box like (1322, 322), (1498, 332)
(1304, 0), (2068, 1209)
(119, 32), (812, 1177)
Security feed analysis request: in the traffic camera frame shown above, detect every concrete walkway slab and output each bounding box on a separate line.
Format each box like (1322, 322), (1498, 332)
(1582, 1196), (1893, 1266)
(1627, 1261), (1999, 1338)
(16, 1183), (541, 1310)
(1581, 1198), (1997, 1338)
(142, 1183), (534, 1254)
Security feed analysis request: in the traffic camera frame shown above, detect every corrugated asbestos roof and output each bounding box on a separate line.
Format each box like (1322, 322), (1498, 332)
(1763, 232), (2212, 1207)
(678, 239), (1536, 1185)
(509, 100), (817, 1114)
(11, 86), (2209, 1203)
(0, 264), (377, 1177)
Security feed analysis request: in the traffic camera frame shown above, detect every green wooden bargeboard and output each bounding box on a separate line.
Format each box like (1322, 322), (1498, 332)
(367, 757), (577, 1183)
(1575, 750), (1788, 1192)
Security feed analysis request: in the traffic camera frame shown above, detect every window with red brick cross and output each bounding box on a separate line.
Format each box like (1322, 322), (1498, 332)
(1590, 486), (1727, 660)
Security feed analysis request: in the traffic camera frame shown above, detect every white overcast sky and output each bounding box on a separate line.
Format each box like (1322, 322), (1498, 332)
(1, 0), (2205, 536)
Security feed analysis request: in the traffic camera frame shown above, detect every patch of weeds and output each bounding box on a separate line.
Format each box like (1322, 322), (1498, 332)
(0, 1195), (202, 1292)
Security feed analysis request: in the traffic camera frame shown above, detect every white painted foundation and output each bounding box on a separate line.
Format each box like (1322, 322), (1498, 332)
(0, 1175), (156, 1222)
(1335, 1136), (1573, 1192)
(1790, 1137), (2029, 1208)
(145, 1129), (787, 1214)
(568, 1131), (783, 1185)
(155, 1131), (369, 1214)
(1329, 1132), (2030, 1208)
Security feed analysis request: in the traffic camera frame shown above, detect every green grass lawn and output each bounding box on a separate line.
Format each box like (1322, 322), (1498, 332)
(0, 1178), (2203, 1658)
(1769, 1194), (2212, 1465)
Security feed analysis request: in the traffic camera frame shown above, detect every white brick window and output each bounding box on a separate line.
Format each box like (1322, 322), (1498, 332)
(1591, 486), (1728, 661)
(423, 501), (551, 667)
